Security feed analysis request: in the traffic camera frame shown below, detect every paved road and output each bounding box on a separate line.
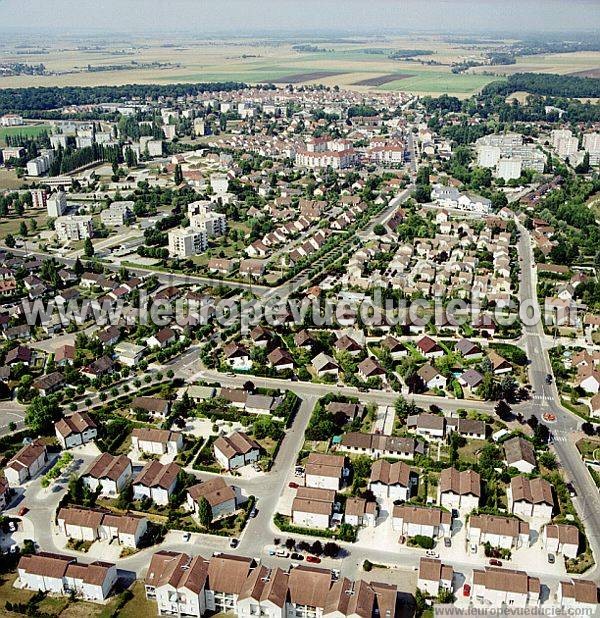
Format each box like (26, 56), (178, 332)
(0, 400), (26, 436)
(515, 220), (600, 581)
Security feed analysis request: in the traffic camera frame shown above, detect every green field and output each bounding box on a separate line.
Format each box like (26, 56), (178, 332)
(0, 125), (48, 146)
(379, 72), (498, 94)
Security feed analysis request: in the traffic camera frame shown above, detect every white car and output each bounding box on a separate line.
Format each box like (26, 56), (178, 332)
(425, 550), (439, 558)
(182, 532), (191, 542)
(276, 549), (289, 558)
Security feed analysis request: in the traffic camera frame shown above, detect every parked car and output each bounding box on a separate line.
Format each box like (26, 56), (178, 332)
(288, 482), (299, 489)
(463, 584), (471, 597)
(489, 559), (502, 566)
(545, 374), (553, 384)
(8, 521), (17, 533)
(444, 537), (451, 548)
(229, 538), (239, 549)
(18, 507), (28, 516)
(306, 556), (321, 564)
(548, 553), (555, 564)
(470, 544), (478, 555)
(249, 507), (258, 518)
(425, 550), (439, 558)
(290, 552), (304, 561)
(182, 532), (191, 542)
(276, 549), (289, 558)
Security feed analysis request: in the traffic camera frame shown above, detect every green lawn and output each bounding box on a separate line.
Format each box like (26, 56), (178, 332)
(0, 125), (49, 146)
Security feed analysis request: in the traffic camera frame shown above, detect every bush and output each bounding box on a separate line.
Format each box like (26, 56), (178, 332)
(363, 559), (373, 572)
(410, 535), (434, 549)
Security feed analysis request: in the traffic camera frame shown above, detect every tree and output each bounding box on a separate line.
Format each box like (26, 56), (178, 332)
(5, 234), (15, 248)
(73, 257), (84, 276)
(174, 164), (183, 185)
(323, 542), (340, 558)
(19, 221), (28, 237)
(197, 497), (212, 529)
(310, 540), (323, 556)
(83, 238), (94, 258)
(25, 396), (59, 433)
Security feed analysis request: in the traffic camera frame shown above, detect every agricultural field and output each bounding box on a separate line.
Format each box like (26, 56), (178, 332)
(1, 36), (599, 98)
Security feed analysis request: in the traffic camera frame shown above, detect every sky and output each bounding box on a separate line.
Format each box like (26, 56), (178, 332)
(0, 0), (598, 36)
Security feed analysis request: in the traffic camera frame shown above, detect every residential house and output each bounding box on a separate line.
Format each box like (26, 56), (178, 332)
(344, 497), (377, 527)
(468, 514), (530, 550)
(312, 353), (340, 377)
(214, 432), (261, 470)
(544, 524), (579, 559)
(133, 461), (181, 505)
(417, 364), (447, 390)
(557, 580), (599, 611)
(223, 343), (252, 371)
(304, 453), (346, 491)
(131, 396), (170, 419)
(369, 459), (415, 501)
(292, 486), (335, 529)
(4, 439), (48, 485)
(417, 558), (454, 597)
(438, 468), (481, 513)
(357, 358), (386, 382)
(57, 506), (148, 548)
(392, 505), (452, 538)
(55, 412), (97, 449)
(406, 413), (446, 441)
(472, 567), (540, 608)
(267, 348), (294, 371)
(417, 336), (444, 359)
(504, 437), (537, 473)
(148, 327), (177, 349)
(508, 476), (554, 522)
(187, 478), (239, 521)
(339, 433), (422, 460)
(131, 428), (183, 455)
(17, 552), (118, 602)
(82, 453), (133, 496)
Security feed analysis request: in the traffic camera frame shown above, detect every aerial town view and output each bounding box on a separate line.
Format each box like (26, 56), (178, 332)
(0, 0), (600, 616)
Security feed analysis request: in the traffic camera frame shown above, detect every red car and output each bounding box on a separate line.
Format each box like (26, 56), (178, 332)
(489, 559), (502, 567)
(288, 482), (299, 489)
(463, 584), (471, 597)
(18, 507), (28, 516)
(306, 556), (321, 564)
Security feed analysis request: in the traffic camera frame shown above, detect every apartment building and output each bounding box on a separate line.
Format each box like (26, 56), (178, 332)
(46, 191), (67, 217)
(145, 552), (398, 618)
(54, 215), (94, 241)
(471, 567), (540, 608)
(100, 200), (134, 226)
(168, 227), (208, 258)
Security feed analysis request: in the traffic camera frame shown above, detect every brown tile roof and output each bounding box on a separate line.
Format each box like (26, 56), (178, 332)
(504, 436), (536, 468)
(469, 514), (529, 538)
(188, 477), (236, 507)
(473, 567), (539, 595)
(288, 565), (332, 608)
(324, 578), (375, 618)
(510, 476), (554, 506)
(131, 427), (181, 444)
(439, 468), (481, 497)
(145, 551), (209, 594)
(238, 565), (288, 607)
(58, 506), (105, 530)
(546, 524), (579, 547)
(55, 412), (96, 438)
(214, 431), (260, 459)
(206, 554), (254, 594)
(85, 453), (131, 481)
(133, 461), (180, 489)
(560, 580), (598, 604)
(64, 560), (115, 586)
(341, 432), (419, 456)
(18, 552), (73, 579)
(370, 459), (411, 487)
(7, 439), (47, 471)
(131, 396), (168, 413)
(419, 557), (453, 583)
(393, 505), (451, 527)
